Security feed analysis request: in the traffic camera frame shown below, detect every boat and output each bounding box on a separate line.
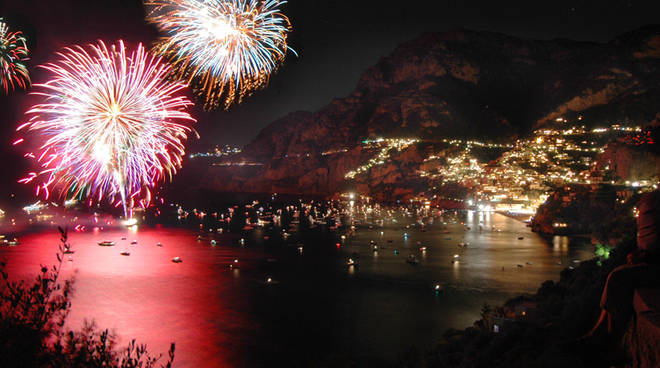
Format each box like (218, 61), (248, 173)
(518, 236), (524, 240)
(63, 248), (75, 254)
(121, 237), (127, 240)
(346, 258), (357, 266)
(120, 250), (130, 256)
(406, 255), (419, 265)
(210, 240), (217, 246)
(171, 257), (182, 263)
(457, 242), (468, 248)
(130, 240), (138, 245)
(157, 242), (162, 247)
(419, 246), (427, 251)
(98, 241), (115, 246)
(264, 277), (280, 285)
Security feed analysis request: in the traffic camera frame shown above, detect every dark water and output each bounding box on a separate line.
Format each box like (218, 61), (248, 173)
(0, 212), (593, 367)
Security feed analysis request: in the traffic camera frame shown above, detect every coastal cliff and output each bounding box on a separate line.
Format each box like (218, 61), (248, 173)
(186, 26), (660, 200)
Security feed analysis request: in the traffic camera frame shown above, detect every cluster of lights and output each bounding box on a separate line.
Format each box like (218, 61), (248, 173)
(423, 122), (654, 214)
(345, 138), (418, 179)
(189, 145), (241, 158)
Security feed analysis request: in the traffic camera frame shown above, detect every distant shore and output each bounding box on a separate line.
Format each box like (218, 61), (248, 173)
(495, 211), (532, 223)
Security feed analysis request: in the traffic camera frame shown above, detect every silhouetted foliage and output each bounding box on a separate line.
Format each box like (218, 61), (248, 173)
(395, 233), (639, 367)
(0, 227), (174, 367)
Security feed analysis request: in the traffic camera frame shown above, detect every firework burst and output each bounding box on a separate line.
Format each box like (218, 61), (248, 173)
(145, 0), (295, 110)
(0, 18), (30, 94)
(15, 40), (196, 217)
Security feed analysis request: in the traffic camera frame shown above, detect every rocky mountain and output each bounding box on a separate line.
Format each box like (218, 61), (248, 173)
(189, 26), (660, 199)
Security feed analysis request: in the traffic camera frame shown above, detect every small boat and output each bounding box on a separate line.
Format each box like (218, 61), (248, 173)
(346, 258), (357, 266)
(130, 240), (138, 245)
(457, 242), (468, 248)
(518, 236), (524, 240)
(157, 242), (163, 247)
(63, 248), (75, 254)
(434, 283), (443, 292)
(121, 237), (127, 240)
(526, 262), (533, 265)
(517, 264), (524, 268)
(120, 250), (130, 256)
(172, 257), (182, 263)
(264, 277), (280, 285)
(98, 241), (115, 246)
(210, 240), (217, 246)
(419, 246), (427, 251)
(406, 255), (419, 265)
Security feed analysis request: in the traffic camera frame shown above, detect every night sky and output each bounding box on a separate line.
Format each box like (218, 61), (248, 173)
(0, 0), (659, 200)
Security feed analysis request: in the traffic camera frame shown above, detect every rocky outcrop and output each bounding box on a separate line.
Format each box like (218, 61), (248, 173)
(188, 26), (660, 200)
(597, 141), (660, 182)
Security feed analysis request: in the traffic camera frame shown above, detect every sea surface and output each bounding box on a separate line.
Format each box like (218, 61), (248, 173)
(0, 212), (593, 367)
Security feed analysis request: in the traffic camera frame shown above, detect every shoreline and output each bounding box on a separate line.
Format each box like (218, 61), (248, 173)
(495, 210), (532, 223)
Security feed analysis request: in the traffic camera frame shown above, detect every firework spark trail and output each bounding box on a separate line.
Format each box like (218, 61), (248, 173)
(145, 0), (295, 110)
(0, 18), (30, 94)
(15, 40), (196, 218)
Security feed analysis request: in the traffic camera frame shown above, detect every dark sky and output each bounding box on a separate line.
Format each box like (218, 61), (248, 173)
(1, 0), (660, 152)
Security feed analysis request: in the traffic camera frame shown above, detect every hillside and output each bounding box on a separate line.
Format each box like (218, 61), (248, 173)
(184, 26), (660, 199)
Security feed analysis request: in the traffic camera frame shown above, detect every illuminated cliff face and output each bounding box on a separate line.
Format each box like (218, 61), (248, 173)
(181, 27), (660, 201)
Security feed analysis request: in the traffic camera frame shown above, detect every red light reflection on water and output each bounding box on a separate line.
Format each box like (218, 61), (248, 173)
(1, 227), (254, 368)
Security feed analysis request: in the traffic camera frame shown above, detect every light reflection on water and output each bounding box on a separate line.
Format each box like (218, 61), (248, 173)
(1, 227), (257, 368)
(0, 213), (594, 366)
(343, 212), (592, 294)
